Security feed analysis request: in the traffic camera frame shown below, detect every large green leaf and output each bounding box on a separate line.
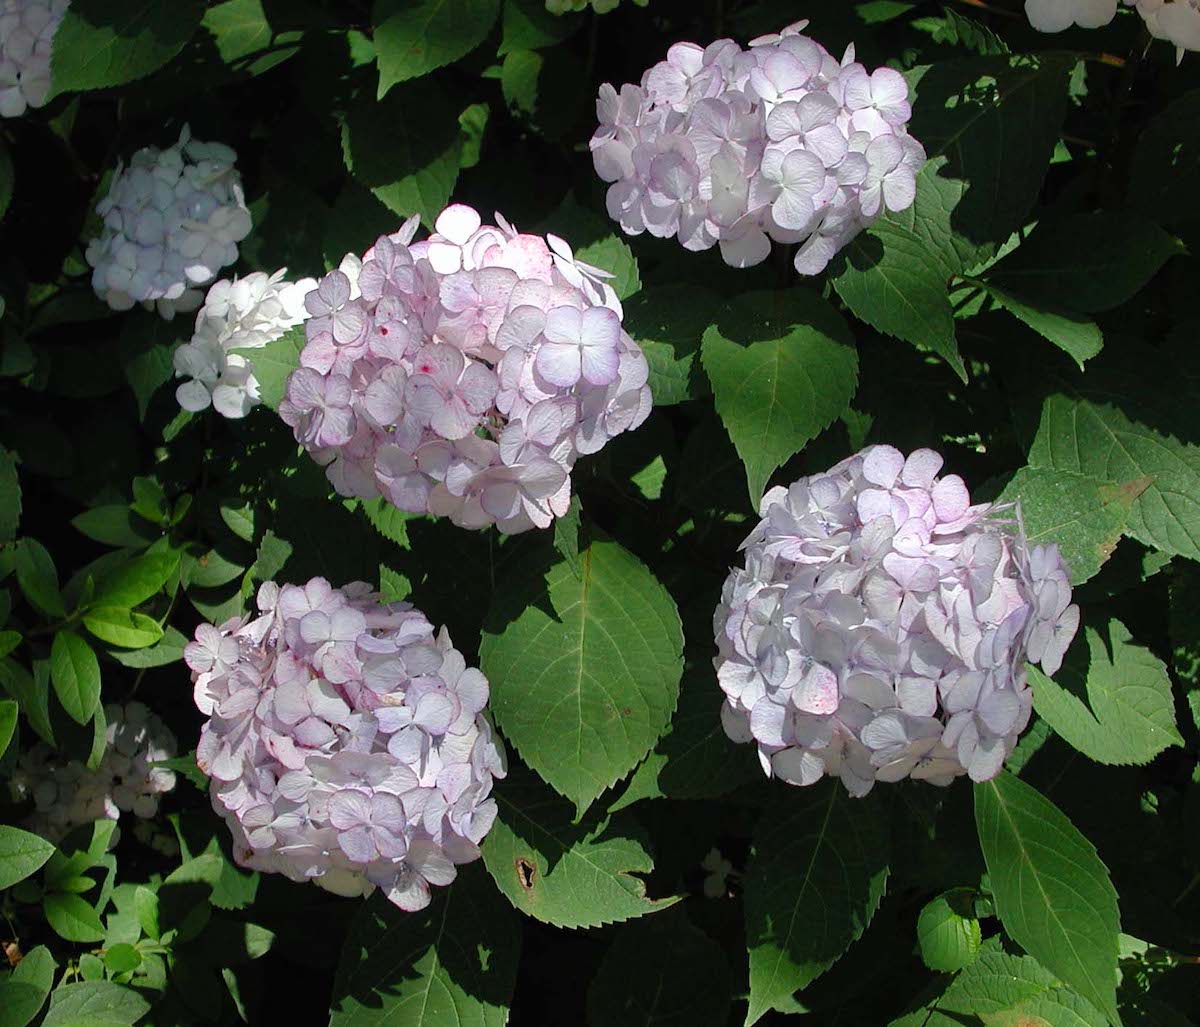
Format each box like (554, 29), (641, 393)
(744, 783), (890, 1026)
(50, 0), (206, 96)
(900, 54), (1073, 273)
(0, 826), (55, 890)
(93, 549), (179, 609)
(0, 699), (16, 760)
(701, 290), (859, 506)
(342, 80), (462, 225)
(231, 324), (306, 413)
(1029, 619), (1181, 766)
(481, 767), (679, 929)
(50, 632), (101, 726)
(981, 284), (1103, 369)
(44, 892), (106, 943)
(329, 863), (519, 1027)
(998, 468), (1143, 584)
(0, 445), (20, 543)
(82, 607), (164, 649)
(0, 945), (55, 1027)
(610, 667), (761, 812)
(586, 909), (731, 1027)
(373, 0), (501, 98)
(989, 212), (1182, 314)
(41, 982), (150, 1027)
(1027, 352), (1200, 560)
(202, 0), (302, 74)
(480, 540), (683, 816)
(974, 772), (1121, 1026)
(15, 538), (66, 619)
(916, 890), (982, 974)
(622, 284), (717, 406)
(833, 219), (962, 381)
(1128, 88), (1200, 227)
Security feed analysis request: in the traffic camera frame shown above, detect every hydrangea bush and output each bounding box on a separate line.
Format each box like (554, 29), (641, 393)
(1, 3), (1198, 1026)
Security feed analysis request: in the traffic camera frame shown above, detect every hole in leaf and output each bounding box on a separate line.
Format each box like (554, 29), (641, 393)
(515, 857), (536, 891)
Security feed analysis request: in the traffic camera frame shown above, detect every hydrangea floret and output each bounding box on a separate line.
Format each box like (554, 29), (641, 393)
(174, 269), (317, 419)
(1027, 0), (1200, 59)
(185, 578), (507, 912)
(278, 204), (651, 534)
(0, 0), (67, 118)
(9, 702), (177, 842)
(713, 445), (1080, 797)
(86, 126), (253, 320)
(588, 19), (926, 276)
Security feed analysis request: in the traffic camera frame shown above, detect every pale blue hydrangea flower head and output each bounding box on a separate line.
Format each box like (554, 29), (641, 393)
(186, 579), (507, 912)
(713, 445), (1080, 798)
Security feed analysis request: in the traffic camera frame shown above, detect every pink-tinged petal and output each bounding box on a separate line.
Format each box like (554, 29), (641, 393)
(579, 307), (620, 350)
(369, 792), (408, 832)
(286, 367), (326, 411)
(543, 305), (583, 347)
(328, 789), (372, 830)
(772, 747), (825, 786)
(517, 454), (567, 498)
(387, 872), (431, 911)
(431, 396), (481, 441)
(457, 361), (499, 413)
(413, 692), (457, 734)
(750, 700), (787, 747)
(862, 445), (904, 488)
(580, 342), (620, 386)
(435, 204), (482, 245)
(453, 668), (489, 713)
(882, 169), (917, 213)
(860, 712), (910, 751)
(481, 480), (522, 520)
(765, 101), (805, 142)
(719, 224), (771, 268)
(793, 664), (839, 715)
(299, 610), (331, 645)
(426, 241), (462, 275)
(409, 838), (457, 886)
(857, 488), (895, 525)
(900, 448), (943, 488)
(535, 342), (582, 388)
(931, 474), (970, 522)
(337, 825), (376, 863)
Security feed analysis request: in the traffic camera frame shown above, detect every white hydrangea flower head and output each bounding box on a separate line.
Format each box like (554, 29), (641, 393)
(9, 702), (177, 841)
(713, 445), (1081, 798)
(185, 578), (508, 913)
(1025, 0), (1118, 31)
(589, 21), (927, 276)
(85, 126), (253, 320)
(0, 0), (67, 118)
(174, 269), (317, 419)
(277, 204), (652, 535)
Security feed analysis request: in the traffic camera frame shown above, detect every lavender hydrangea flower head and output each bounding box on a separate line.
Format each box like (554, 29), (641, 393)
(9, 702), (177, 841)
(0, 0), (67, 118)
(589, 20), (926, 276)
(85, 126), (253, 319)
(174, 269), (317, 419)
(713, 445), (1080, 797)
(278, 204), (651, 533)
(185, 578), (507, 912)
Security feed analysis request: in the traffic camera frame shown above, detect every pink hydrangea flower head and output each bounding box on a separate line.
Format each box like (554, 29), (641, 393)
(279, 204), (651, 534)
(713, 445), (1080, 797)
(186, 579), (507, 912)
(590, 21), (925, 276)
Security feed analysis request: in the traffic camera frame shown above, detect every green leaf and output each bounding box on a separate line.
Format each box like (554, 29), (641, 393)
(202, 0), (302, 74)
(0, 945), (55, 1027)
(481, 766), (679, 928)
(900, 54), (1073, 273)
(0, 632), (18, 660)
(981, 283), (1103, 369)
(1027, 356), (1200, 561)
(551, 495), (581, 578)
(480, 540), (683, 816)
(833, 220), (963, 381)
(231, 324), (305, 412)
(15, 538), (66, 619)
(1168, 563), (1200, 733)
(702, 290), (859, 505)
(623, 284), (718, 406)
(989, 213), (1182, 314)
(342, 80), (462, 225)
(611, 667), (761, 812)
(248, 530), (293, 589)
(0, 826), (55, 889)
(110, 625), (188, 669)
(44, 892), (106, 943)
(1029, 618), (1182, 765)
(0, 659), (54, 745)
(359, 498), (414, 548)
(586, 909), (731, 1027)
(0, 446), (20, 543)
(82, 607), (163, 649)
(500, 0), (579, 54)
(50, 632), (101, 726)
(94, 550), (179, 609)
(50, 0), (207, 96)
(373, 0), (501, 97)
(103, 944), (142, 974)
(0, 699), (15, 760)
(122, 336), (176, 422)
(974, 772), (1121, 1026)
(1128, 88), (1200, 227)
(219, 502), (255, 543)
(329, 863), (519, 1026)
(41, 982), (150, 1027)
(998, 468), (1143, 584)
(744, 782), (890, 1026)
(574, 233), (640, 303)
(917, 890), (982, 973)
(0, 139), (12, 222)
(70, 506), (155, 548)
